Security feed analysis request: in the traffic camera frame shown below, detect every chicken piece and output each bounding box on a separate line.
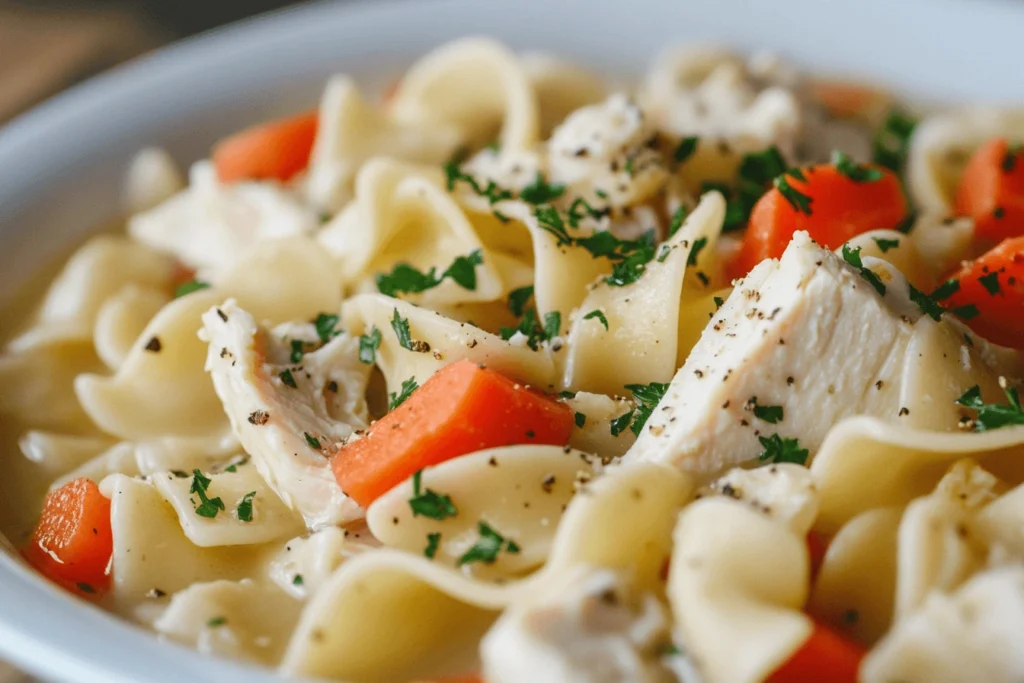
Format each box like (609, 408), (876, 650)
(481, 570), (676, 683)
(201, 301), (370, 528)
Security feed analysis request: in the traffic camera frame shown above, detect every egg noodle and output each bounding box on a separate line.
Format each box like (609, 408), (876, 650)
(4, 38), (1024, 683)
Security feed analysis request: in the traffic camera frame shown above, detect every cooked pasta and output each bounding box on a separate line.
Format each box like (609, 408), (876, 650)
(5, 37), (1024, 683)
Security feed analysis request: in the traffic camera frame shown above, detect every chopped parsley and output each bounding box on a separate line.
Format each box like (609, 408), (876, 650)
(757, 434), (809, 465)
(873, 237), (901, 253)
(190, 469), (225, 518)
(895, 212), (917, 234)
(951, 303), (980, 320)
(911, 279), (979, 321)
(390, 309), (414, 350)
(583, 309), (609, 330)
(574, 411), (587, 428)
(236, 491), (256, 523)
(444, 160), (513, 204)
(841, 244), (886, 296)
(543, 311), (561, 339)
(752, 401), (784, 424)
(872, 110), (918, 175)
(520, 173), (566, 205)
(832, 150), (883, 183)
(604, 232), (657, 287)
(304, 432), (322, 450)
(979, 271), (1001, 295)
(314, 313), (341, 343)
(207, 617), (227, 628)
(293, 574), (304, 586)
(174, 279), (211, 298)
(567, 196), (610, 227)
(668, 205), (688, 237)
(774, 169), (813, 215)
(1003, 143), (1021, 173)
(388, 377), (419, 411)
(932, 279), (961, 300)
(712, 146), (789, 231)
(507, 286), (534, 317)
(674, 136), (699, 164)
(687, 237), (708, 267)
(611, 382), (670, 437)
(908, 284), (946, 321)
(376, 250), (484, 297)
(457, 521), (520, 566)
(279, 369), (297, 388)
(76, 582), (96, 594)
(956, 383), (1024, 431)
(289, 339), (307, 364)
(424, 532), (442, 559)
(358, 326), (382, 364)
(499, 308), (562, 350)
(409, 469), (458, 519)
(558, 390), (577, 399)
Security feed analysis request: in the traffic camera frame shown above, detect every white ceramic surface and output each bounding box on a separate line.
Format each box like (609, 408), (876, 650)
(1, 0), (1023, 680)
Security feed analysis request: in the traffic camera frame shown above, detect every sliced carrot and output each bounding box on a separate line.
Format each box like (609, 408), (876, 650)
(212, 110), (318, 184)
(333, 360), (573, 507)
(940, 236), (1024, 348)
(954, 137), (1024, 248)
(767, 622), (865, 683)
(807, 531), (828, 583)
(731, 163), (907, 278)
(22, 478), (112, 594)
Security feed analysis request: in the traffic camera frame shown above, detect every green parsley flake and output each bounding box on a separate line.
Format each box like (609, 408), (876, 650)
(674, 136), (699, 164)
(841, 245), (886, 296)
(359, 326), (382, 365)
(687, 237), (708, 267)
(409, 469), (458, 519)
(610, 382), (670, 437)
(956, 383), (1024, 431)
(950, 303), (980, 320)
(832, 150), (883, 183)
(457, 521), (519, 566)
(558, 390), (577, 399)
(979, 271), (1001, 295)
(499, 308), (561, 350)
(376, 250), (484, 298)
(774, 170), (813, 215)
(174, 280), (211, 298)
(390, 309), (414, 350)
(236, 491), (256, 523)
(872, 110), (918, 174)
(873, 237), (901, 253)
(668, 205), (688, 237)
(894, 212), (917, 234)
(932, 279), (961, 301)
(314, 313), (341, 343)
(574, 411), (586, 428)
(289, 339), (307, 364)
(1003, 144), (1021, 173)
(543, 311), (561, 339)
(908, 284), (945, 321)
(713, 296), (725, 310)
(507, 286), (535, 317)
(190, 469), (225, 519)
(293, 574), (304, 586)
(443, 250), (484, 291)
(424, 532), (442, 559)
(207, 617), (227, 628)
(76, 582), (96, 594)
(757, 434), (809, 465)
(583, 309), (609, 330)
(388, 377), (419, 411)
(752, 401), (784, 424)
(443, 160), (512, 204)
(520, 173), (566, 205)
(279, 369), (297, 388)
(304, 433), (322, 450)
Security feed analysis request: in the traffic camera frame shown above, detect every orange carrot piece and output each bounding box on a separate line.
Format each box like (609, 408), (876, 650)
(212, 110), (318, 184)
(941, 235), (1024, 348)
(807, 531), (828, 583)
(731, 163), (907, 278)
(22, 478), (112, 594)
(955, 137), (1024, 248)
(767, 622), (865, 683)
(811, 81), (889, 120)
(332, 359), (573, 507)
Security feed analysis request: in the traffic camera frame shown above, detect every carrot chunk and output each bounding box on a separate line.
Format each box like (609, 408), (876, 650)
(22, 478), (113, 594)
(732, 161), (907, 277)
(806, 531), (828, 583)
(332, 359), (573, 507)
(767, 622), (865, 683)
(955, 138), (1024, 248)
(940, 235), (1024, 348)
(212, 110), (318, 184)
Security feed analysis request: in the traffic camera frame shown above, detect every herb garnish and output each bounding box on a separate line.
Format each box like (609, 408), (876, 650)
(979, 271), (1001, 295)
(757, 434), (809, 465)
(236, 491), (256, 522)
(77, 582), (96, 594)
(390, 309), (414, 350)
(190, 469), (225, 518)
(359, 326), (382, 364)
(583, 309), (609, 330)
(457, 521), (520, 566)
(279, 369), (297, 388)
(499, 309), (562, 350)
(574, 412), (587, 427)
(668, 206), (688, 237)
(774, 168), (813, 215)
(207, 617), (227, 628)
(752, 401), (784, 424)
(290, 339), (307, 363)
(956, 382), (1024, 431)
(832, 150), (883, 183)
(376, 250), (484, 297)
(314, 313), (341, 343)
(873, 237), (901, 253)
(293, 574), (304, 586)
(872, 110), (918, 175)
(304, 432), (322, 450)
(424, 532), (442, 559)
(687, 237), (708, 267)
(841, 244), (886, 296)
(674, 136), (699, 164)
(388, 377), (419, 411)
(507, 286), (534, 317)
(709, 146), (789, 231)
(174, 280), (211, 298)
(409, 469), (458, 520)
(908, 284), (946, 321)
(610, 382), (670, 436)
(444, 160), (513, 204)
(520, 173), (566, 205)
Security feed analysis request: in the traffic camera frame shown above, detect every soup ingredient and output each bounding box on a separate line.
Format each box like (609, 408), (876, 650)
(954, 138), (1024, 246)
(731, 161), (907, 277)
(332, 359), (573, 506)
(22, 478), (113, 594)
(213, 111), (319, 183)
(938, 235), (1024, 348)
(767, 622), (864, 683)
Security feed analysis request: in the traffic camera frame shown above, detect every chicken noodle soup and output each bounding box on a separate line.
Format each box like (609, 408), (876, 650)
(6, 37), (1024, 683)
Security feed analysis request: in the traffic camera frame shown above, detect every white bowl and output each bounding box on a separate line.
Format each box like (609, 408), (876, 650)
(1, 0), (1022, 680)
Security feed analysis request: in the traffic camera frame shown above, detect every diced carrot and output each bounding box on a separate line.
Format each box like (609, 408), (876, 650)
(807, 531), (828, 583)
(212, 110), (318, 184)
(811, 80), (889, 120)
(332, 359), (573, 507)
(22, 478), (113, 595)
(169, 262), (197, 293)
(767, 622), (865, 683)
(731, 163), (908, 278)
(940, 235), (1024, 348)
(954, 137), (1024, 248)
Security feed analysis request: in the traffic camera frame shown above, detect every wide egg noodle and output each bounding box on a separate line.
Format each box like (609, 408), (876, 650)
(561, 191), (725, 394)
(668, 497), (812, 683)
(93, 285), (170, 370)
(281, 461), (694, 682)
(73, 289), (229, 440)
(388, 37), (540, 152)
(564, 391), (637, 458)
(18, 431), (115, 479)
(519, 52), (606, 137)
(366, 445), (598, 578)
(340, 293), (557, 393)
